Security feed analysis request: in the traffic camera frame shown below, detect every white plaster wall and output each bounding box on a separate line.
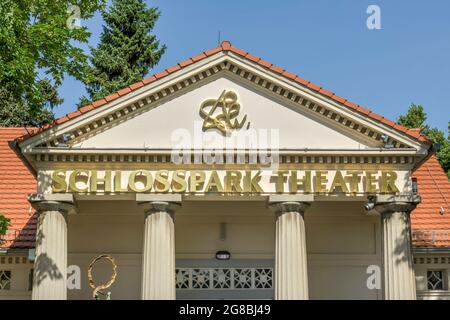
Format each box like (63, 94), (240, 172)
(67, 201), (143, 300)
(0, 258), (32, 300)
(306, 202), (382, 300)
(3, 202), (445, 300)
(63, 200), (382, 300)
(73, 76), (373, 150)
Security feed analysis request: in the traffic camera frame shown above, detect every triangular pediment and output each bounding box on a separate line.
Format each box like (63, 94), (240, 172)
(19, 48), (429, 159)
(68, 75), (378, 150)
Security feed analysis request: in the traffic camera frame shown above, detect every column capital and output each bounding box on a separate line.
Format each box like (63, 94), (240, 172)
(269, 202), (310, 216)
(374, 194), (421, 215)
(28, 193), (76, 215)
(136, 194), (182, 218)
(268, 195), (313, 216)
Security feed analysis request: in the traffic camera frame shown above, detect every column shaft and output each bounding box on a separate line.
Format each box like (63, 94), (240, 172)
(269, 198), (311, 300)
(29, 195), (75, 300)
(32, 207), (70, 300)
(141, 201), (178, 300)
(374, 195), (420, 300)
(275, 210), (309, 300)
(382, 211), (416, 300)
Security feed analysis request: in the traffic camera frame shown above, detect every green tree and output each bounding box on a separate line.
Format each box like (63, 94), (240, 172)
(0, 215), (9, 237)
(0, 0), (106, 126)
(0, 80), (61, 126)
(398, 104), (450, 178)
(80, 0), (166, 105)
(398, 104), (429, 130)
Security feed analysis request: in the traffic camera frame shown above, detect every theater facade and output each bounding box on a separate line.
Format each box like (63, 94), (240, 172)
(1, 41), (449, 300)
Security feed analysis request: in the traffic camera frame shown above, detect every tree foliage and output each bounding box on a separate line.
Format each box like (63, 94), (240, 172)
(0, 80), (61, 126)
(398, 104), (428, 129)
(0, 0), (106, 126)
(398, 104), (450, 178)
(0, 215), (9, 236)
(80, 0), (166, 105)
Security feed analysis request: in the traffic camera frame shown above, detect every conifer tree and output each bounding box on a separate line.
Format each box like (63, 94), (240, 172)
(81, 0), (166, 105)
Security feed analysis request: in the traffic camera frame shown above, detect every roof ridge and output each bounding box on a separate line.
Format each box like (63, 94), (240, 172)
(15, 40), (431, 145)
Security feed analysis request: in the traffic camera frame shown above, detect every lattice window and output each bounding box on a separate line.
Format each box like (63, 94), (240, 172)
(234, 268), (252, 289)
(255, 268), (273, 289)
(0, 271), (11, 290)
(192, 269), (210, 289)
(213, 269), (231, 289)
(176, 268), (273, 290)
(176, 268), (190, 289)
(427, 270), (445, 290)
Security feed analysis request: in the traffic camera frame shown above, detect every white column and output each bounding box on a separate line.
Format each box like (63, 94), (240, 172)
(269, 195), (312, 300)
(28, 194), (75, 300)
(138, 195), (181, 300)
(375, 195), (420, 300)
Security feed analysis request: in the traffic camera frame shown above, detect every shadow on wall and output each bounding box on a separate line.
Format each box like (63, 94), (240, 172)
(33, 253), (63, 286)
(32, 231), (63, 286)
(391, 213), (414, 269)
(386, 171), (416, 271)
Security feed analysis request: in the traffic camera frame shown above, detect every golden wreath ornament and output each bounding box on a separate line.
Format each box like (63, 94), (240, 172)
(88, 254), (117, 300)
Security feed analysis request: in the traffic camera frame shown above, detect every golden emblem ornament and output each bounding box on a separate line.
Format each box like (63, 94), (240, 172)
(199, 90), (248, 135)
(88, 254), (118, 300)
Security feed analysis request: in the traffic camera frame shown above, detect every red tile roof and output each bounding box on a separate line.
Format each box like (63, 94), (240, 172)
(411, 154), (450, 248)
(0, 128), (37, 249)
(16, 41), (431, 145)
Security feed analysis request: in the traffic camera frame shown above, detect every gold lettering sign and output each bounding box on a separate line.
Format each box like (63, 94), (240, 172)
(199, 90), (248, 135)
(51, 170), (402, 195)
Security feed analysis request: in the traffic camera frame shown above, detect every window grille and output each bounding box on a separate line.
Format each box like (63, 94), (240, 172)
(427, 270), (445, 290)
(176, 268), (273, 290)
(0, 271), (11, 290)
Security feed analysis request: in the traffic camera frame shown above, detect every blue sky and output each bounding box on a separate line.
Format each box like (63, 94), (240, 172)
(58, 0), (450, 134)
